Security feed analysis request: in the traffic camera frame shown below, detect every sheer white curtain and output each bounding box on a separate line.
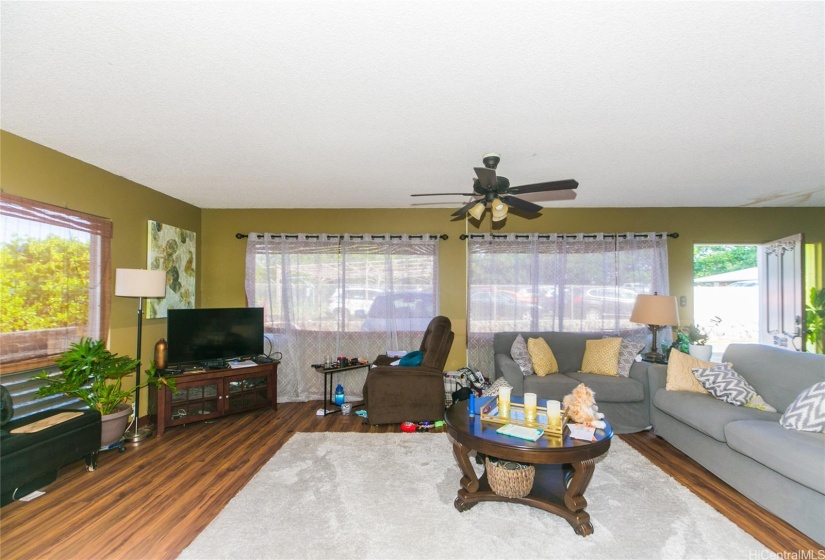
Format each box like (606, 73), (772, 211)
(467, 232), (671, 377)
(245, 233), (439, 402)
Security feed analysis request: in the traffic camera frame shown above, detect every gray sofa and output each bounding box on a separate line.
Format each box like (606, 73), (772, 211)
(649, 343), (825, 545)
(493, 331), (651, 434)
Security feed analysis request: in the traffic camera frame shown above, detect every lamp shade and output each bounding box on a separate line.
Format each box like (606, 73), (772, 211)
(115, 268), (167, 298)
(491, 198), (508, 222)
(468, 201), (486, 221)
(630, 294), (679, 326)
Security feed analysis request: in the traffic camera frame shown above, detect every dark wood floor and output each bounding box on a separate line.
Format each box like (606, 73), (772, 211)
(1, 402), (821, 559)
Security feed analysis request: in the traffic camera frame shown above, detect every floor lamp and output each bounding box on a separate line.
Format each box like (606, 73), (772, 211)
(630, 293), (679, 363)
(115, 268), (167, 443)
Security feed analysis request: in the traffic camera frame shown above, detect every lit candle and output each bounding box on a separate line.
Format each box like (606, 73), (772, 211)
(524, 392), (537, 422)
(546, 399), (561, 428)
(498, 386), (511, 417)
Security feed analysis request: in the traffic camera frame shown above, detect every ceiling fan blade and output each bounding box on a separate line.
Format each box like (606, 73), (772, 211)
(451, 198), (482, 217)
(410, 192), (475, 197)
(544, 189), (577, 201)
(500, 195), (543, 214)
(474, 167), (497, 190)
(507, 179), (578, 195)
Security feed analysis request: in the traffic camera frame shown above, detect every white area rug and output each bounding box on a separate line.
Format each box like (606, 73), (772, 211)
(179, 432), (768, 560)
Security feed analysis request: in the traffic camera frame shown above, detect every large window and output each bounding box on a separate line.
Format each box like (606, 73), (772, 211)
(245, 233), (439, 402)
(0, 193), (112, 416)
(467, 232), (671, 376)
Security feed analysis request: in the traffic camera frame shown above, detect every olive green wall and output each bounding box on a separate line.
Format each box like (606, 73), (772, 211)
(201, 207), (824, 370)
(1, 131), (201, 416)
(3, 131), (823, 387)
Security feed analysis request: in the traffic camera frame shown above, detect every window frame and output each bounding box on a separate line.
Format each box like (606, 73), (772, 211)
(0, 192), (112, 375)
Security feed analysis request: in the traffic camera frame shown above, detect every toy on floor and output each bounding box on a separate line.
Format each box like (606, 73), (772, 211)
(562, 383), (606, 429)
(400, 420), (439, 433)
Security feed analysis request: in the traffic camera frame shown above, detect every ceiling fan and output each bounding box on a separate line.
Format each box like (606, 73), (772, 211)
(411, 153), (578, 221)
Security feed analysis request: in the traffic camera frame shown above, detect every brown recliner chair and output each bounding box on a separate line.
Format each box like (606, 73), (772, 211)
(362, 316), (454, 425)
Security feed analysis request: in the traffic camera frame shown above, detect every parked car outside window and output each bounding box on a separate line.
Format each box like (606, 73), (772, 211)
(327, 288), (383, 318)
(573, 286), (638, 320)
(361, 291), (435, 332)
(469, 290), (540, 321)
(727, 280), (758, 288)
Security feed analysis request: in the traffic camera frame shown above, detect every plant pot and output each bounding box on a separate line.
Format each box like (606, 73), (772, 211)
(689, 344), (713, 361)
(100, 403), (132, 447)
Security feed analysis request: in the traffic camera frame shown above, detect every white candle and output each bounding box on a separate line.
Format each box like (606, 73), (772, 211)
(546, 399), (561, 417)
(499, 386), (511, 404)
(524, 392), (538, 422)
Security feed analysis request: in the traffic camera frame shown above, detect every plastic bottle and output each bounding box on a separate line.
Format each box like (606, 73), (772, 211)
(469, 392), (475, 416)
(334, 384), (345, 406)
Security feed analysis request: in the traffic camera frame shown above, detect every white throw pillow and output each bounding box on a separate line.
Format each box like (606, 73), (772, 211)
(780, 382), (825, 432)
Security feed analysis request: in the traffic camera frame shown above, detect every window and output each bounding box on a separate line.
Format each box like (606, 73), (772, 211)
(244, 233), (439, 402)
(0, 193), (112, 417)
(467, 232), (671, 375)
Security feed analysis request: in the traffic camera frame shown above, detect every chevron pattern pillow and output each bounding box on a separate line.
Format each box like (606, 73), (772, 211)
(780, 382), (825, 433)
(691, 363), (757, 406)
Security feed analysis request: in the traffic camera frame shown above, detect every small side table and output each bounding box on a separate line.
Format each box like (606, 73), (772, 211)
(313, 362), (370, 416)
(641, 357), (668, 365)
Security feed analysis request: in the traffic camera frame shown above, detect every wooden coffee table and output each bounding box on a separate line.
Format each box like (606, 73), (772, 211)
(444, 401), (613, 536)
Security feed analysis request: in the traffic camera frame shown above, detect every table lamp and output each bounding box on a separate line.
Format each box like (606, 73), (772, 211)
(115, 268), (167, 442)
(630, 293), (679, 362)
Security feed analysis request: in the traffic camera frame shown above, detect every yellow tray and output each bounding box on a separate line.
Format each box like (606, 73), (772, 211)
(480, 399), (567, 438)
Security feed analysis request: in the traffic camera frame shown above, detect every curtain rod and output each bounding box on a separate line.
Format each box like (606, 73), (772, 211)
(236, 233), (449, 241)
(457, 232), (679, 240)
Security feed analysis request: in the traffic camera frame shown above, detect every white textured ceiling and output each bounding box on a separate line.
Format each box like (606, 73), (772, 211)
(1, 1), (823, 209)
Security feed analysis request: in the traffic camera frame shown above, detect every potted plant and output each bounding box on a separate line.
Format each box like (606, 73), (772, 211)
(684, 323), (712, 360)
(32, 338), (176, 447)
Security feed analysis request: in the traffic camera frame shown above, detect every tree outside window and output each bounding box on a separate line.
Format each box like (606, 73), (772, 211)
(0, 193), (112, 375)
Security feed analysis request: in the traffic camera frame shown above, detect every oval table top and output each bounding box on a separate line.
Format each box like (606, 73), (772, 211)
(444, 399), (613, 465)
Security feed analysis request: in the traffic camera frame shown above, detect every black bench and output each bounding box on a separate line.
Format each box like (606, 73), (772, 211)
(1, 408), (101, 505)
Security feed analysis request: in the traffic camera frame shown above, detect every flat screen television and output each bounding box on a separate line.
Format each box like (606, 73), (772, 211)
(167, 307), (264, 365)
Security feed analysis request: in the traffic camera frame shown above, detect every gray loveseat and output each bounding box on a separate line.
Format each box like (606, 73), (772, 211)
(649, 343), (825, 545)
(493, 331), (651, 434)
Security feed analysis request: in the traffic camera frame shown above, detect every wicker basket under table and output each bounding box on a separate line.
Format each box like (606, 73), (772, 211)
(485, 457), (535, 498)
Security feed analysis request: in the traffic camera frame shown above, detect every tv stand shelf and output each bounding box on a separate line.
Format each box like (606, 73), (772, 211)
(149, 362), (278, 437)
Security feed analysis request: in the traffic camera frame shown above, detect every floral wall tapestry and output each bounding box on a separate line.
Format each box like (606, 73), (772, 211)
(147, 220), (196, 319)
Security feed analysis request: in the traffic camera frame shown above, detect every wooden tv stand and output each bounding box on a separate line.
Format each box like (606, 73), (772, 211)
(149, 362), (278, 437)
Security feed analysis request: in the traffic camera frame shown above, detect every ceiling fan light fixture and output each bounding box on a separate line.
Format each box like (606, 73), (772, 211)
(468, 201), (486, 220)
(491, 198), (508, 221)
(411, 153), (578, 221)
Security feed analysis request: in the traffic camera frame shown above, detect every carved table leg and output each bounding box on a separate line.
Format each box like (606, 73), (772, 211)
(451, 440), (479, 512)
(563, 458), (596, 536)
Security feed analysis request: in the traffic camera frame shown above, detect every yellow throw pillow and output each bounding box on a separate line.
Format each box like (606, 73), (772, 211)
(527, 337), (559, 376)
(581, 337), (622, 376)
(665, 349), (722, 394)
